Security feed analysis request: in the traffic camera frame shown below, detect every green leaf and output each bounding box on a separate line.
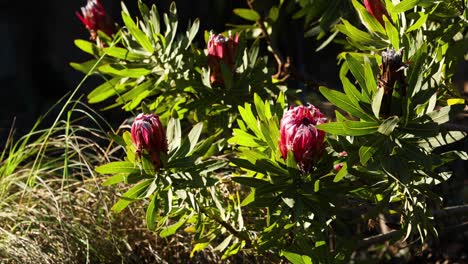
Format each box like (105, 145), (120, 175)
(346, 54), (367, 93)
(186, 18), (200, 49)
(384, 16), (399, 50)
(406, 12), (428, 32)
(426, 105), (462, 125)
(378, 116), (399, 136)
(69, 60), (102, 74)
(256, 159), (288, 176)
(342, 76), (367, 104)
(233, 8), (261, 21)
(150, 4), (161, 34)
(187, 123), (203, 154)
(320, 86), (375, 121)
(359, 146), (375, 165)
(87, 77), (123, 103)
(417, 131), (467, 149)
(238, 103), (264, 139)
(393, 0), (423, 13)
(214, 235), (234, 253)
(104, 46), (148, 60)
(229, 129), (262, 147)
(74, 39), (100, 56)
(96, 161), (141, 174)
(333, 162), (348, 182)
(402, 122), (439, 137)
(112, 179), (152, 213)
(159, 214), (189, 238)
(351, 0), (386, 34)
(232, 177), (271, 188)
(222, 241), (246, 260)
(338, 19), (375, 44)
(363, 59), (377, 98)
(280, 251), (313, 264)
(122, 11), (154, 54)
(316, 122), (347, 135)
(372, 88), (384, 118)
(102, 173), (127, 186)
(146, 195), (159, 230)
(343, 121), (380, 136)
(98, 64), (151, 77)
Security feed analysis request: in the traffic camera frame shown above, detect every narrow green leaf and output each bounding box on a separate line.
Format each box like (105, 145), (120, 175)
(426, 105), (461, 125)
(96, 161), (141, 174)
(98, 64), (151, 77)
(87, 77), (123, 103)
(102, 173), (127, 186)
(112, 179), (152, 213)
(393, 0), (422, 13)
(159, 214), (189, 238)
(104, 46), (148, 60)
(214, 235), (233, 253)
(320, 86), (375, 121)
(346, 54), (367, 93)
(339, 19), (375, 44)
(74, 39), (100, 55)
(316, 122), (347, 135)
(417, 131), (467, 149)
(281, 251), (313, 264)
(351, 0), (386, 34)
(343, 121), (380, 136)
(233, 8), (261, 21)
(384, 16), (399, 50)
(406, 12), (428, 32)
(122, 11), (154, 54)
(372, 88), (384, 118)
(186, 18), (200, 49)
(378, 116), (399, 135)
(342, 76), (367, 104)
(188, 123), (203, 154)
(333, 162), (348, 182)
(146, 195), (158, 230)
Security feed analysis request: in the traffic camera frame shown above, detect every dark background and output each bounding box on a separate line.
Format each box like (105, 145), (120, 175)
(0, 0), (466, 141)
(0, 0), (347, 142)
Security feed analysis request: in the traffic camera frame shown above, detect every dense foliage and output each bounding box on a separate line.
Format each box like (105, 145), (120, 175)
(1, 0), (466, 263)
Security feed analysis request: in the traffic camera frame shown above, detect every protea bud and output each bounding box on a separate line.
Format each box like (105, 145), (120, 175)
(378, 48), (407, 117)
(131, 113), (168, 169)
(333, 163), (344, 172)
(279, 104), (327, 172)
(364, 0), (391, 26)
(76, 0), (115, 42)
(207, 32), (239, 86)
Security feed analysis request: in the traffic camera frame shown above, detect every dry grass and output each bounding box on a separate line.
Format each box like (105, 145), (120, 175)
(0, 107), (230, 263)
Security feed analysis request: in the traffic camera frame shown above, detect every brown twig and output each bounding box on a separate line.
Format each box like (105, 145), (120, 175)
(357, 205), (468, 249)
(246, 0), (323, 89)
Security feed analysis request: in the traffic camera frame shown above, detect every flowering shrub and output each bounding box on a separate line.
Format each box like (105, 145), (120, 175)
(72, 0), (467, 262)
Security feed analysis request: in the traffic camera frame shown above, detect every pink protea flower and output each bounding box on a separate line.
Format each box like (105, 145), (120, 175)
(76, 0), (115, 41)
(279, 104), (327, 172)
(364, 0), (391, 26)
(207, 32), (239, 86)
(131, 113), (168, 169)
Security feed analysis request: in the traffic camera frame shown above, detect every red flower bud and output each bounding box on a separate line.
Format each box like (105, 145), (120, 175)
(364, 0), (391, 26)
(207, 32), (239, 86)
(131, 113), (168, 168)
(333, 163), (344, 171)
(76, 0), (115, 41)
(279, 105), (327, 172)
